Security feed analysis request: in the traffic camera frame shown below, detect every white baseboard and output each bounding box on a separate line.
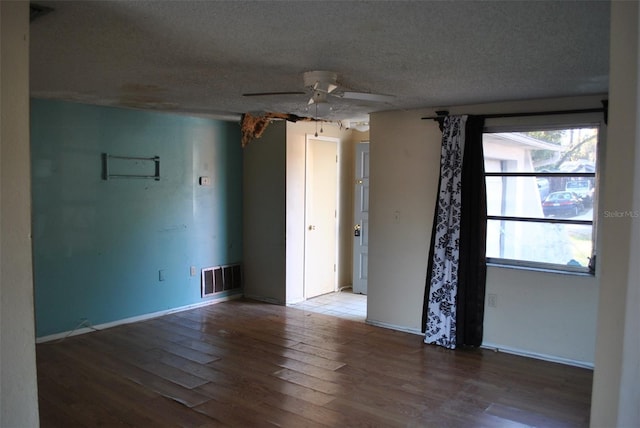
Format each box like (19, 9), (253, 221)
(354, 321), (593, 369)
(36, 293), (243, 344)
(365, 319), (424, 336)
(481, 342), (594, 369)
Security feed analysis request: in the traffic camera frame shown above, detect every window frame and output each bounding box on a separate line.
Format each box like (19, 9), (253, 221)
(483, 122), (601, 275)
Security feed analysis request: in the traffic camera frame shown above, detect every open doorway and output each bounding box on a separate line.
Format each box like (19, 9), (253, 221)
(291, 139), (368, 321)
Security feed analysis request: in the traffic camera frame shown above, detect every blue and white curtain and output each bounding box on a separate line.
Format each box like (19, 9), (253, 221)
(423, 115), (487, 349)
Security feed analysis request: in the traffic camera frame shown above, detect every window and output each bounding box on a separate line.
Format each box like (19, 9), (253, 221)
(483, 125), (599, 273)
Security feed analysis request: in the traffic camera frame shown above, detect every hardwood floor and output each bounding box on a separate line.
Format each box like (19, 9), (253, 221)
(36, 299), (592, 427)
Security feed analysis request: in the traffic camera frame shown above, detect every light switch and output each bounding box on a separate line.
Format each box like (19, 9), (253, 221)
(393, 210), (401, 224)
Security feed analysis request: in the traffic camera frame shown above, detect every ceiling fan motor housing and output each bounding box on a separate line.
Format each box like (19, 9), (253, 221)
(303, 71), (338, 93)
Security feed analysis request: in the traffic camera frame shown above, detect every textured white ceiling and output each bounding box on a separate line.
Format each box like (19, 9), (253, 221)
(29, 1), (610, 122)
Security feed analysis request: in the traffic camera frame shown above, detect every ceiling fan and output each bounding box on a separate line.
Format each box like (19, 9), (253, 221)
(242, 70), (395, 118)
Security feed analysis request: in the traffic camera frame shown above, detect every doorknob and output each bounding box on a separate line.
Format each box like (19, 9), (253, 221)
(354, 224), (361, 237)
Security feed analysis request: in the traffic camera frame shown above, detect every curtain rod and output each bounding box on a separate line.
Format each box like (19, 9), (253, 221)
(421, 101), (608, 124)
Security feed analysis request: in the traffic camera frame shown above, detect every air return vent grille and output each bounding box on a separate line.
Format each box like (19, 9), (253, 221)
(201, 264), (242, 297)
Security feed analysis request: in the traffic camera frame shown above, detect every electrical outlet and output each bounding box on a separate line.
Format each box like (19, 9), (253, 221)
(190, 265), (197, 276)
(487, 293), (497, 308)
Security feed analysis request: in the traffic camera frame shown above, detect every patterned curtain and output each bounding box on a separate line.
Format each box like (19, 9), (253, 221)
(423, 115), (486, 349)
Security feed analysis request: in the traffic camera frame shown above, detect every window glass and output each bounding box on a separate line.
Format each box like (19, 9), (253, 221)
(485, 176), (595, 221)
(486, 220), (593, 267)
(483, 126), (598, 272)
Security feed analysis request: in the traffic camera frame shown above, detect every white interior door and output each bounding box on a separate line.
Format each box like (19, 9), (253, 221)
(304, 136), (338, 299)
(353, 142), (369, 295)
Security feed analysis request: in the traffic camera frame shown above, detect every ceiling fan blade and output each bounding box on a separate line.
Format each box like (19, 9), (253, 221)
(242, 91), (306, 97)
(338, 91), (395, 103)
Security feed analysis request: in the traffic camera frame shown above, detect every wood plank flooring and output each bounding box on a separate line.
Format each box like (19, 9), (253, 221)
(36, 299), (592, 427)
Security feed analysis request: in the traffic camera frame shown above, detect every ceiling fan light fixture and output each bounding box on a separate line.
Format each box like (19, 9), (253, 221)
(314, 101), (331, 119)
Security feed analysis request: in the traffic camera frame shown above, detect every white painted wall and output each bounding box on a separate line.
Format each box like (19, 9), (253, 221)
(590, 2), (640, 426)
(483, 267), (597, 366)
(0, 2), (40, 426)
(368, 95), (605, 363)
(367, 109), (442, 332)
(338, 131), (365, 289)
(285, 122), (306, 304)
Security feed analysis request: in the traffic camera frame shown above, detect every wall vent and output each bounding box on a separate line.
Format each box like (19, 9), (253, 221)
(201, 264), (242, 297)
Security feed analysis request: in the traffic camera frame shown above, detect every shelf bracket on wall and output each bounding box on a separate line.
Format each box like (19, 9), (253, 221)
(102, 153), (160, 181)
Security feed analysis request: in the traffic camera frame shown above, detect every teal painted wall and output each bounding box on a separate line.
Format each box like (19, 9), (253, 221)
(31, 99), (243, 337)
